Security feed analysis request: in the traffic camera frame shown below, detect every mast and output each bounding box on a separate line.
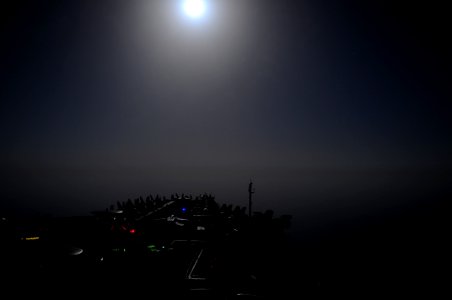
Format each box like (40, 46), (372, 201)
(248, 179), (255, 218)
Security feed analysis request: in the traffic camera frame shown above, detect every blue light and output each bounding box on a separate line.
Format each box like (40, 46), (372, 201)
(181, 207), (187, 213)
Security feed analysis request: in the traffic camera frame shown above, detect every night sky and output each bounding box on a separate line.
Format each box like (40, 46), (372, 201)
(1, 0), (450, 234)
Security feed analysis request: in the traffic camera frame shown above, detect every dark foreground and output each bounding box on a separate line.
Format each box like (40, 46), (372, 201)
(1, 194), (447, 299)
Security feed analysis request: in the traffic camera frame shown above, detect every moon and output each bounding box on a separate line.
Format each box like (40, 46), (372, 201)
(182, 0), (207, 19)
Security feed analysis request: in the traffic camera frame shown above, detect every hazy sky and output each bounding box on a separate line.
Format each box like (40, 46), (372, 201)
(1, 0), (450, 220)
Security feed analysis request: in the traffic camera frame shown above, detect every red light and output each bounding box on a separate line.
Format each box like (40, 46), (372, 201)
(129, 229), (136, 234)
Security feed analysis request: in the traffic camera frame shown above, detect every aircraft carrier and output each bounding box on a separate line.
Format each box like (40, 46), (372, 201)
(1, 193), (293, 299)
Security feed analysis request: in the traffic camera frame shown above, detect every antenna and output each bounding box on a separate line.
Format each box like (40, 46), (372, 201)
(248, 179), (255, 218)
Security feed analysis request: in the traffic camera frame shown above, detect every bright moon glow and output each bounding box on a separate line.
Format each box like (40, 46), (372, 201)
(183, 0), (206, 19)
